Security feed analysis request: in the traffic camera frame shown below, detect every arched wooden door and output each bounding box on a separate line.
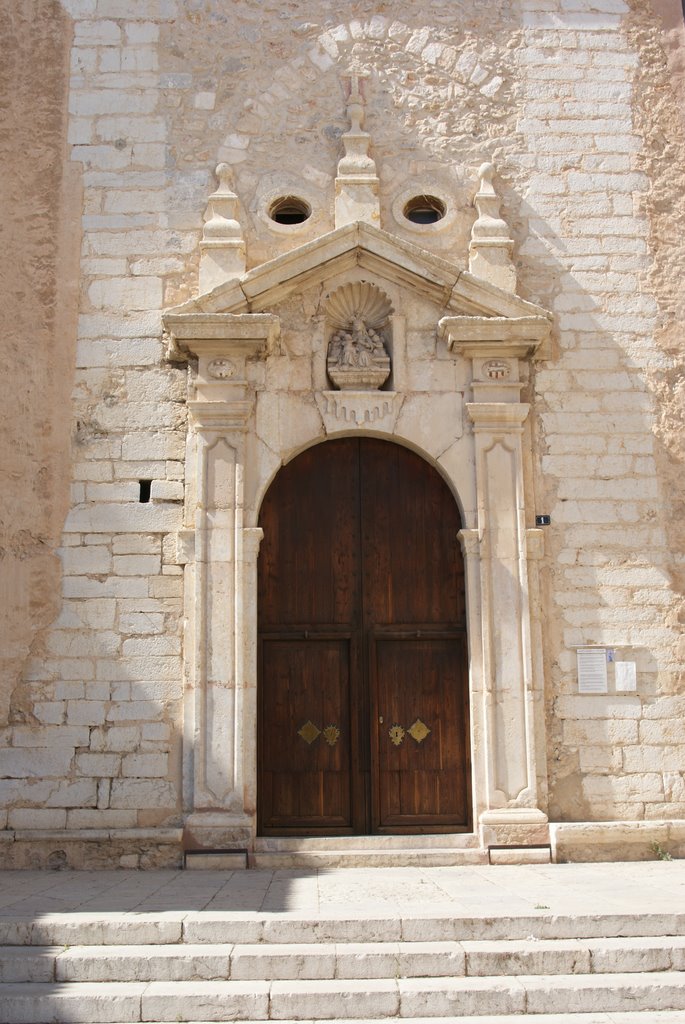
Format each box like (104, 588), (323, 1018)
(257, 438), (471, 835)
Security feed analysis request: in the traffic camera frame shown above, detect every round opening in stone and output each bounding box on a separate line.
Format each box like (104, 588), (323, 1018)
(403, 195), (446, 225)
(269, 196), (312, 225)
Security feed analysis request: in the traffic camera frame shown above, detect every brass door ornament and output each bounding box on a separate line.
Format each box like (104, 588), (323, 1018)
(386, 720), (431, 746)
(408, 718), (431, 744)
(389, 724), (405, 746)
(322, 725), (340, 747)
(298, 720), (321, 745)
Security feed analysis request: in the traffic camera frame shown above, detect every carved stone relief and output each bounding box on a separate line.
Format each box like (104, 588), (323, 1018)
(326, 281), (393, 390)
(483, 359), (511, 380)
(208, 358), (237, 379)
(317, 390), (403, 429)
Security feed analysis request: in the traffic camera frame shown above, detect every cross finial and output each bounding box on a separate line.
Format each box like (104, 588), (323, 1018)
(335, 69), (379, 228)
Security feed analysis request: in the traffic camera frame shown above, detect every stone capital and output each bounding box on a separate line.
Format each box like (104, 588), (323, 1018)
(188, 399), (253, 434)
(242, 527), (264, 558)
(163, 312), (280, 362)
(457, 528), (480, 557)
(466, 402), (530, 430)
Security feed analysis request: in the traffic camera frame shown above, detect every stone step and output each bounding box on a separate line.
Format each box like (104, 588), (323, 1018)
(2, 910), (684, 946)
(251, 834), (487, 869)
(52, 1017), (685, 1024)
(4, 936), (685, 983)
(51, 1017), (685, 1024)
(2, 973), (685, 1022)
(255, 834), (482, 850)
(252, 848), (490, 869)
(180, 911), (685, 945)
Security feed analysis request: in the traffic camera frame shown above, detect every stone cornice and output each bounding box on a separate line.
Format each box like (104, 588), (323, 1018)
(163, 221), (552, 322)
(163, 312), (280, 362)
(438, 315), (552, 360)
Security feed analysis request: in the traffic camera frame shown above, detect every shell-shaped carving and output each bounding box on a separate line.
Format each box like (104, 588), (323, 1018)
(326, 281), (393, 331)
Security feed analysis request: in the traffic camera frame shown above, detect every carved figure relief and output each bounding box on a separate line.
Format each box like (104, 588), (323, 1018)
(326, 281), (393, 390)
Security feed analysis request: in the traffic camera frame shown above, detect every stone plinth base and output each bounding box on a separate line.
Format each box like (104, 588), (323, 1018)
(182, 813), (254, 852)
(489, 845), (551, 865)
(0, 829), (183, 869)
(552, 821), (685, 863)
(479, 809), (550, 853)
(3, 821), (683, 868)
(185, 850), (248, 870)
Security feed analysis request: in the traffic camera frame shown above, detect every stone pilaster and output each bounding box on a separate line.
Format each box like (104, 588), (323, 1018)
(162, 313), (279, 850)
(466, 402), (546, 821)
(441, 313), (552, 853)
(237, 525), (264, 828)
(458, 527), (488, 827)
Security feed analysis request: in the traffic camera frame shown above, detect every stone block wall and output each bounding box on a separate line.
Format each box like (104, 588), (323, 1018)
(0, 0), (683, 864)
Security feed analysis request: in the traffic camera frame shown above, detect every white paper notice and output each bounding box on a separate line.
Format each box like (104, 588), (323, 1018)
(615, 661), (637, 692)
(577, 648), (608, 694)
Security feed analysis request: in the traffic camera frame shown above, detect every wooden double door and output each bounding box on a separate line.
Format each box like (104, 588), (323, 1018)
(257, 438), (471, 835)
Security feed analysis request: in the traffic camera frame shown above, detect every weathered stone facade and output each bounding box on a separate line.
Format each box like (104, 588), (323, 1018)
(1, 0), (684, 868)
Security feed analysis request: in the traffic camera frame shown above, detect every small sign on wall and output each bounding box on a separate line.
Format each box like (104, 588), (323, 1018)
(575, 647), (638, 694)
(577, 648), (608, 693)
(614, 660), (637, 692)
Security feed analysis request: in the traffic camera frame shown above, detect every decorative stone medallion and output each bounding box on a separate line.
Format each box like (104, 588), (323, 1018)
(207, 358), (237, 379)
(483, 359), (511, 380)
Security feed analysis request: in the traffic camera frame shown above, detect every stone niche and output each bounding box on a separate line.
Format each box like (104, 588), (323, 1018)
(325, 280), (393, 391)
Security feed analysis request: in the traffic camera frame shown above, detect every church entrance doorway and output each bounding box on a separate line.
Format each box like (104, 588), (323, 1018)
(257, 437), (471, 835)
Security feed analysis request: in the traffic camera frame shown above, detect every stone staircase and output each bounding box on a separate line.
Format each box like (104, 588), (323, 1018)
(1, 909), (685, 1022)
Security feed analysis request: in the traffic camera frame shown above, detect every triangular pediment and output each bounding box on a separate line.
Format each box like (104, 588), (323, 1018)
(165, 221), (552, 322)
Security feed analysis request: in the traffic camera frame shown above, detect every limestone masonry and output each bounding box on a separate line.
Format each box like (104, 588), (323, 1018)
(0, 0), (684, 868)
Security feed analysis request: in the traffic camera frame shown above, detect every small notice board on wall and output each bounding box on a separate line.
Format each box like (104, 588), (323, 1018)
(575, 647), (638, 694)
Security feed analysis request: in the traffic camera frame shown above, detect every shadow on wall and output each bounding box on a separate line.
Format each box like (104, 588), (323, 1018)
(516, 180), (683, 822)
(0, 2), (81, 727)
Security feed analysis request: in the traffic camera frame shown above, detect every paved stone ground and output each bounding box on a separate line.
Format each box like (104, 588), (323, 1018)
(0, 861), (683, 918)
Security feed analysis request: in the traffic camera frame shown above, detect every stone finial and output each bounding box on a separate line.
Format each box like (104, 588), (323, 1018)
(468, 162), (516, 293)
(335, 70), (380, 229)
(199, 163), (246, 293)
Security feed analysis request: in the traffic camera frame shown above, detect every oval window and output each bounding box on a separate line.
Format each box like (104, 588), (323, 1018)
(403, 195), (446, 225)
(268, 196), (312, 225)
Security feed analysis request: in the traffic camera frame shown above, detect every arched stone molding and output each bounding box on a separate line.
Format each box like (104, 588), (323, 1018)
(164, 224), (553, 858)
